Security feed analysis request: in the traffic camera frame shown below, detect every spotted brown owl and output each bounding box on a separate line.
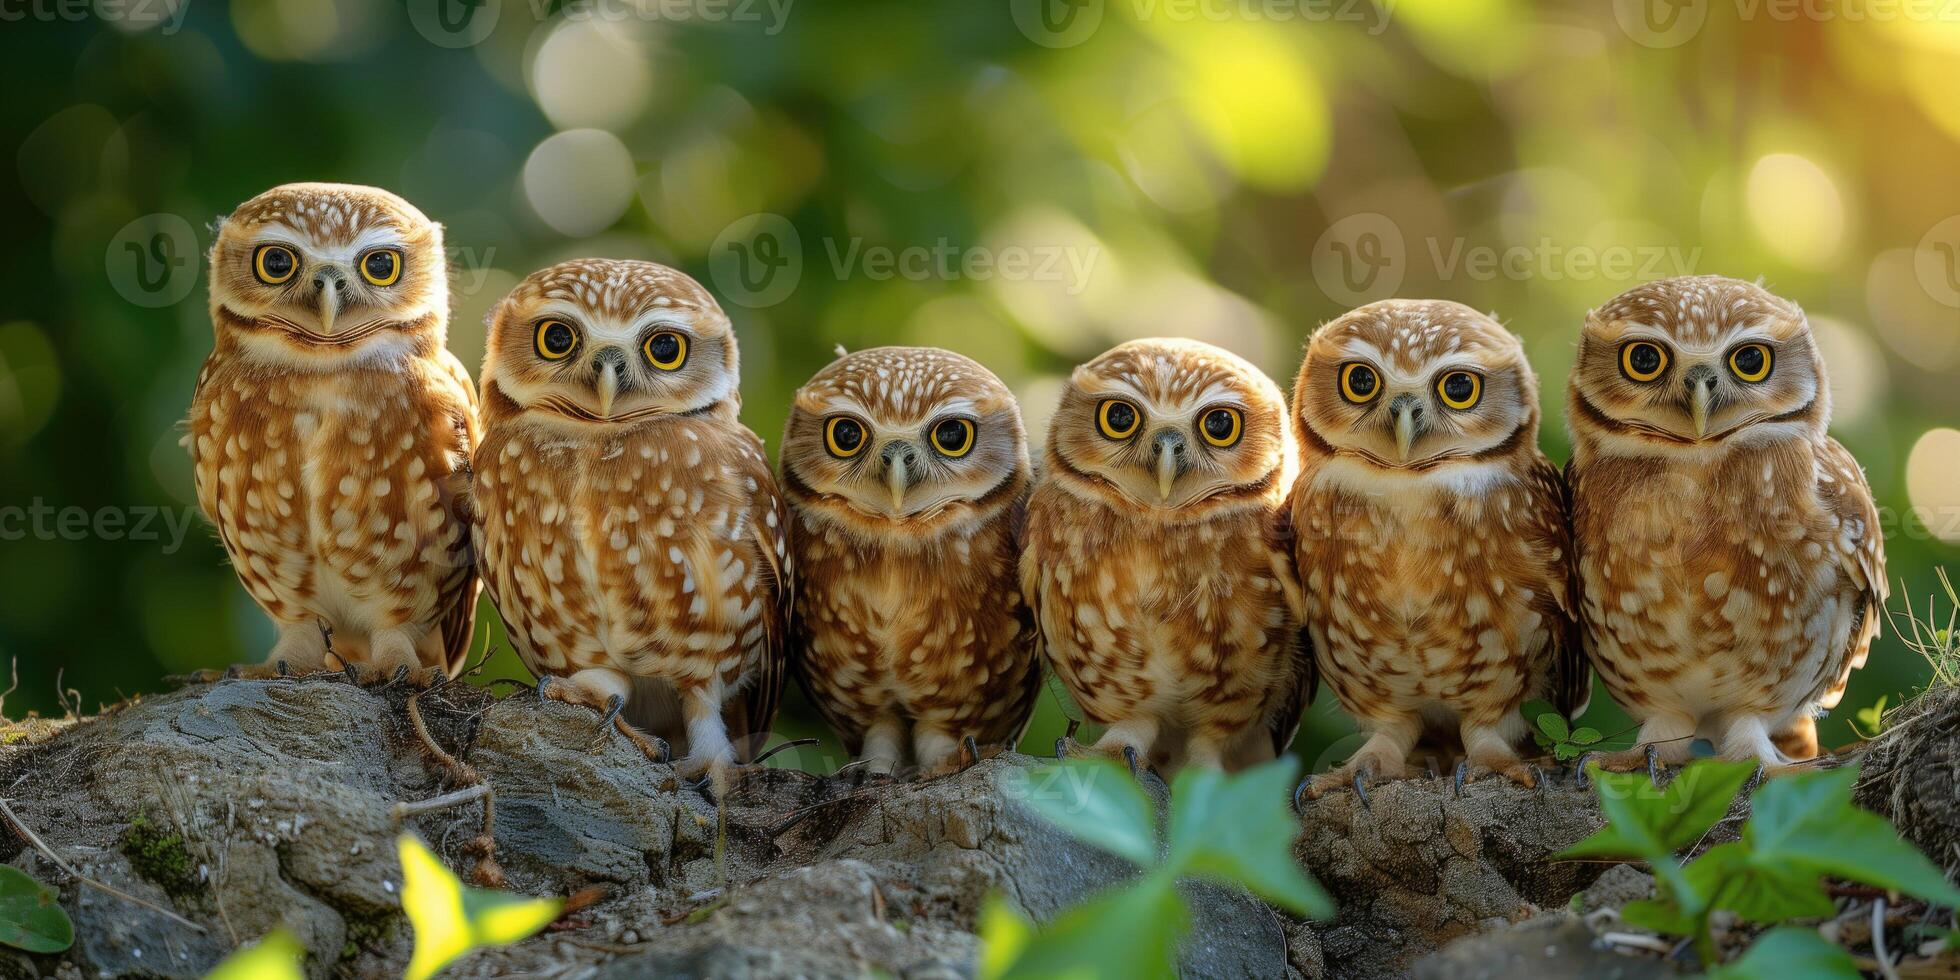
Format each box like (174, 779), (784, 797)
(472, 258), (788, 778)
(1567, 276), (1886, 770)
(1022, 338), (1310, 773)
(1290, 300), (1587, 796)
(780, 347), (1039, 774)
(186, 183), (479, 682)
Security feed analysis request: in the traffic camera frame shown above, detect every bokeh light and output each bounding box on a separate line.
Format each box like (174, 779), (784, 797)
(1906, 429), (1960, 545)
(522, 129), (638, 238)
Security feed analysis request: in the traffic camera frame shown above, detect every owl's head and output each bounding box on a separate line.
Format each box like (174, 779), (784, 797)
(782, 347), (1028, 537)
(1047, 338), (1292, 518)
(480, 259), (740, 426)
(1296, 300), (1539, 468)
(210, 183), (448, 360)
(1569, 276), (1824, 449)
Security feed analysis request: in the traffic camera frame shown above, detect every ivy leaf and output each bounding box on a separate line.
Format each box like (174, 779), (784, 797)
(1683, 842), (1835, 924)
(1743, 765), (1960, 908)
(0, 864), (72, 953)
(204, 930), (305, 980)
(1537, 713), (1571, 742)
(1007, 759), (1158, 868)
(399, 835), (562, 980)
(1705, 927), (1859, 980)
(1571, 727), (1603, 745)
(985, 873), (1186, 980)
(1167, 758), (1334, 920)
(1554, 743), (1580, 761)
(1558, 760), (1756, 862)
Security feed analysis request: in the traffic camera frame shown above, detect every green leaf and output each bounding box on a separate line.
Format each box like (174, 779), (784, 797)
(989, 873), (1186, 980)
(1554, 743), (1580, 761)
(1166, 758), (1334, 919)
(1521, 699), (1558, 724)
(1537, 713), (1570, 741)
(1684, 842), (1835, 925)
(0, 865), (73, 953)
(204, 930), (305, 980)
(1618, 897), (1698, 935)
(1558, 760), (1756, 862)
(976, 895), (1038, 980)
(1705, 927), (1859, 980)
(1743, 765), (1960, 908)
(1007, 759), (1158, 868)
(1571, 727), (1603, 745)
(399, 835), (561, 980)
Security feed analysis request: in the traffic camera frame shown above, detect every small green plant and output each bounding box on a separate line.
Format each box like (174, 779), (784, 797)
(1889, 569), (1959, 689)
(398, 834), (561, 980)
(980, 757), (1333, 979)
(122, 813), (200, 897)
(1849, 695), (1889, 739)
(0, 864), (72, 953)
(203, 930), (304, 980)
(1559, 759), (1960, 972)
(1522, 698), (1608, 760)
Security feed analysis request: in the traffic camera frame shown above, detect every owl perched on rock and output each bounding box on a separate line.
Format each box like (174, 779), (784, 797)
(1567, 276), (1886, 770)
(472, 259), (788, 778)
(1023, 338), (1311, 773)
(187, 183), (479, 682)
(1290, 300), (1587, 797)
(780, 347), (1039, 774)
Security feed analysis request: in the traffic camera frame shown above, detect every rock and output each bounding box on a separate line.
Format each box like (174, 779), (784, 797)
(1292, 770), (1611, 978)
(1855, 687), (1960, 877)
(1411, 916), (1673, 980)
(0, 680), (1289, 979)
(1576, 864), (1656, 916)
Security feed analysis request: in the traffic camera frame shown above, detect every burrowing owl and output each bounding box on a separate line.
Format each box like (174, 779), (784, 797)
(472, 259), (788, 778)
(1567, 276), (1885, 769)
(1022, 338), (1311, 773)
(1291, 300), (1587, 796)
(187, 183), (479, 682)
(780, 347), (1039, 774)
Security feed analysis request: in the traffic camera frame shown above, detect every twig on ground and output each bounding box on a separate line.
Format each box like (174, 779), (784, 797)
(392, 784), (491, 820)
(404, 689), (503, 887)
(1599, 931), (1676, 955)
(0, 796), (207, 933)
(1872, 898), (1903, 980)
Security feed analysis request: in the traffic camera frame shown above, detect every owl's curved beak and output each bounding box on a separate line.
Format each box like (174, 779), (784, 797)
(886, 454), (909, 511)
(881, 440), (919, 512)
(1151, 430), (1188, 502)
(595, 358), (623, 418)
(313, 269), (343, 335)
(1685, 365), (1716, 438)
(1389, 394), (1422, 461)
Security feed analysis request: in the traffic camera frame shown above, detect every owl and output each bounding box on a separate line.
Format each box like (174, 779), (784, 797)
(186, 183), (479, 683)
(1289, 300), (1587, 797)
(780, 347), (1040, 775)
(472, 258), (788, 779)
(1567, 276), (1886, 770)
(1022, 338), (1311, 773)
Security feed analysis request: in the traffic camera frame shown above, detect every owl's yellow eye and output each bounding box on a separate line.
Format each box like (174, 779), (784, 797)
(1436, 371), (1482, 410)
(825, 416), (868, 458)
(535, 319), (578, 361)
(358, 248), (402, 287)
(930, 417), (976, 457)
(644, 331), (687, 371)
(1339, 363), (1380, 404)
(1097, 399), (1141, 440)
(1620, 341), (1669, 382)
(1728, 343), (1773, 383)
(253, 245), (298, 285)
(1198, 407), (1242, 447)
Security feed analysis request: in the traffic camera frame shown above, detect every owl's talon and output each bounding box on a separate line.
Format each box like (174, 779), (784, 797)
(536, 675), (553, 700)
(1452, 761), (1467, 798)
(1572, 753), (1594, 787)
(342, 663), (361, 685)
(276, 660), (290, 678)
(600, 693), (625, 730)
(961, 735), (980, 768)
(224, 664), (242, 680)
(1529, 764), (1546, 790)
(1292, 779), (1311, 815)
(1645, 744), (1661, 786)
(1054, 737), (1068, 760)
(1122, 744), (1142, 779)
(1353, 765), (1373, 810)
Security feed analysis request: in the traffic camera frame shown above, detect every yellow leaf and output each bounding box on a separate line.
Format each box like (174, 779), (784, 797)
(397, 835), (561, 980)
(203, 929), (305, 980)
(977, 895), (1033, 980)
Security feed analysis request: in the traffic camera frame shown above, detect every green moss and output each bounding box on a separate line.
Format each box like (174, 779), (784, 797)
(120, 813), (200, 897)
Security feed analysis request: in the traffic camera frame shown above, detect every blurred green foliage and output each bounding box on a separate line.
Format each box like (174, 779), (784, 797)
(1, 0), (1957, 773)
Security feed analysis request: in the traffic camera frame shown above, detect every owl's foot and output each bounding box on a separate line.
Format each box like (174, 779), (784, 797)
(1459, 751), (1538, 791)
(1299, 761), (1378, 807)
(535, 676), (671, 766)
(1591, 743), (1666, 785)
(915, 735), (988, 781)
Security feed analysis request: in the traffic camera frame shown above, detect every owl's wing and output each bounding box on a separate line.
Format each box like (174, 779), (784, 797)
(432, 350), (483, 675)
(1529, 452), (1590, 718)
(1000, 489), (1046, 750)
(1264, 498), (1318, 756)
(728, 431), (792, 761)
(1812, 437), (1889, 709)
